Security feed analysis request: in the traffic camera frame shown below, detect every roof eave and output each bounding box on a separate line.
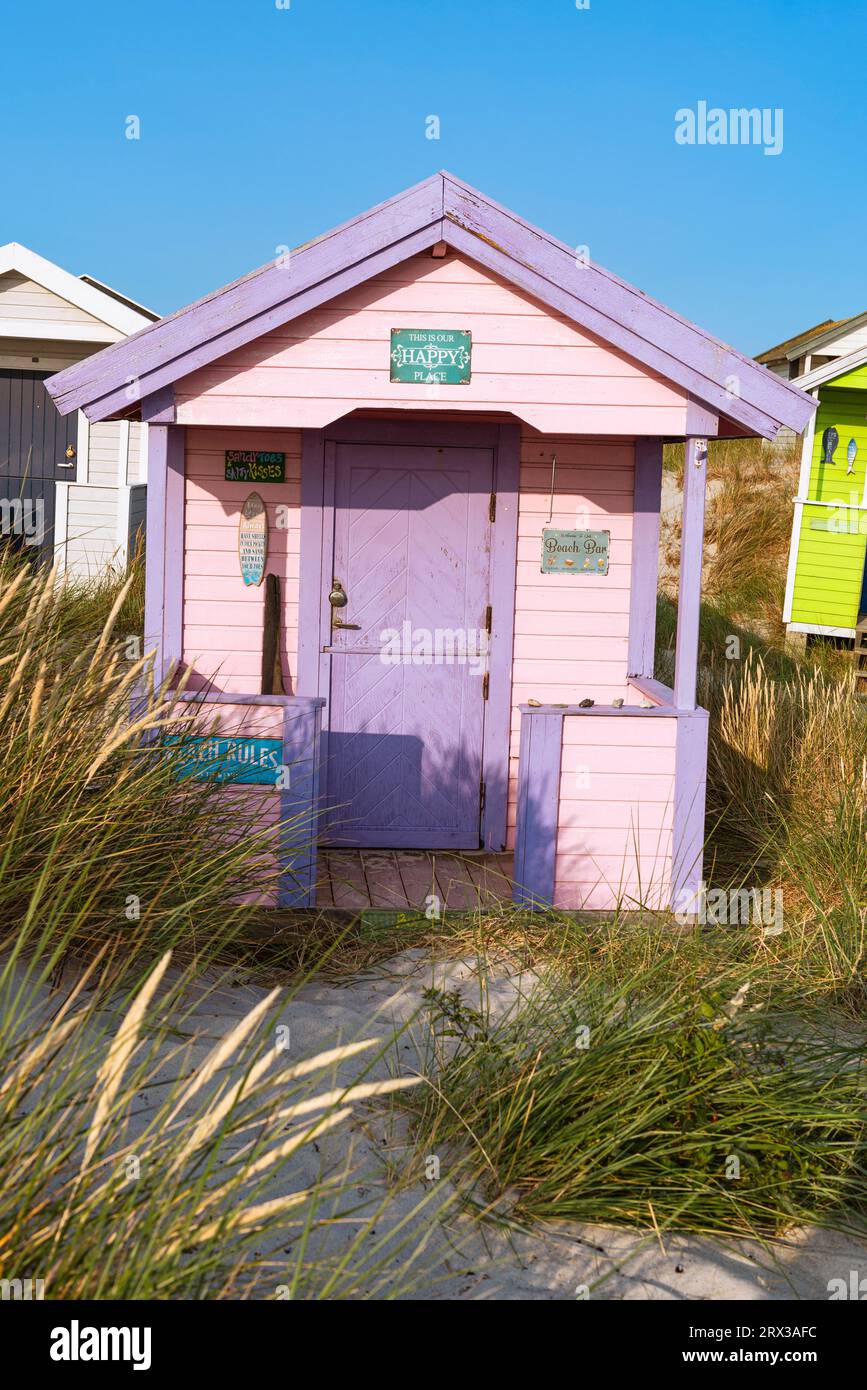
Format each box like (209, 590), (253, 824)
(785, 310), (867, 360)
(43, 172), (815, 439)
(795, 342), (867, 392)
(0, 241), (155, 337)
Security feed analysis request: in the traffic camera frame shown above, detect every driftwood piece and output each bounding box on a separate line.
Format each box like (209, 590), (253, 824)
(261, 572), (284, 695)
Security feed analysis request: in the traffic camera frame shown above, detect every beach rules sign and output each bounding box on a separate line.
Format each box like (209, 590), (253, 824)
(166, 735), (283, 785)
(238, 493), (268, 586)
(390, 328), (472, 385)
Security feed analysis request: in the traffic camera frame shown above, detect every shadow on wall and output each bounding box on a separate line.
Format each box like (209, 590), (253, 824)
(316, 729), (502, 849)
(318, 732), (677, 914)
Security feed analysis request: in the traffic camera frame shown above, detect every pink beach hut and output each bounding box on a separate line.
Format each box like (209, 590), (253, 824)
(45, 174), (814, 913)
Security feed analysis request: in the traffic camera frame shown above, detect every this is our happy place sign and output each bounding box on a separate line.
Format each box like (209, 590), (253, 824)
(390, 328), (472, 385)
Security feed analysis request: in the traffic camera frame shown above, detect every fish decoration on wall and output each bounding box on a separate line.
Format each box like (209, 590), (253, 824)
(847, 438), (857, 475)
(821, 426), (839, 465)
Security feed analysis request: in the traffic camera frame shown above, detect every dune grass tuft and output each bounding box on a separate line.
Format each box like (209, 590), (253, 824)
(411, 968), (867, 1238)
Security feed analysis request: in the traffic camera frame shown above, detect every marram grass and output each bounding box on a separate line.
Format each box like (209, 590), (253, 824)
(0, 948), (441, 1300)
(411, 969), (867, 1239)
(0, 552), (458, 1298)
(0, 548), (299, 977)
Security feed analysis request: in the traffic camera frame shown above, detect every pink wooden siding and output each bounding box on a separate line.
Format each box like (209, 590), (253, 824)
(183, 427), (301, 694)
(171, 699), (285, 905)
(554, 714), (676, 910)
(174, 252), (688, 435)
(181, 430), (641, 844)
(176, 250), (664, 865)
(506, 432), (636, 848)
(181, 699), (284, 740)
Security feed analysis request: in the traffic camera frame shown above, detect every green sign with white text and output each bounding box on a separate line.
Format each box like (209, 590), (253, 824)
(165, 735), (283, 785)
(542, 529), (610, 575)
(390, 328), (472, 385)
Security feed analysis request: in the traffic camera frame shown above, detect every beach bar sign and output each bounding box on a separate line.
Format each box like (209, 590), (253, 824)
(166, 735), (283, 785)
(542, 528), (610, 575)
(390, 328), (472, 385)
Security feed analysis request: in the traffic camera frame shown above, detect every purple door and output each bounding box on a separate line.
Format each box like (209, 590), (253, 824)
(324, 441), (493, 847)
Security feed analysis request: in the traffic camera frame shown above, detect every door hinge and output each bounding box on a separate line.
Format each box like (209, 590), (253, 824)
(488, 492), (497, 523)
(484, 604), (492, 634)
(482, 673), (490, 700)
(479, 779), (486, 812)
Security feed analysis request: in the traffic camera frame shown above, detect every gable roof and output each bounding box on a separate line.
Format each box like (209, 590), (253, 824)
(757, 312), (865, 365)
(756, 319), (842, 363)
(77, 273), (159, 323)
(795, 309), (867, 359)
(44, 172), (814, 439)
(795, 342), (867, 392)
(0, 242), (157, 339)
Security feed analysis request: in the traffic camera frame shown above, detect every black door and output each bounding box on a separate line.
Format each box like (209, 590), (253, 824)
(0, 369), (78, 560)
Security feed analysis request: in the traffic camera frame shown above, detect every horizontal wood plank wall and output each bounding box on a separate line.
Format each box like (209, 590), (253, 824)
(65, 484), (119, 575)
(790, 388), (867, 630)
(0, 337), (87, 372)
(0, 271), (105, 332)
(87, 421), (123, 485)
(127, 422), (145, 484)
(174, 252), (688, 435)
(176, 702), (284, 907)
(506, 433), (636, 847)
(182, 426), (302, 694)
(555, 714), (676, 910)
(171, 695), (323, 906)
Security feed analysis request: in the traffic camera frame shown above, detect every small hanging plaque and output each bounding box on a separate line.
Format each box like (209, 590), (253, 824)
(541, 528), (610, 575)
(238, 492), (268, 586)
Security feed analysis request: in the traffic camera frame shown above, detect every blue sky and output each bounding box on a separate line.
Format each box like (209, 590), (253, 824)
(2, 0), (865, 354)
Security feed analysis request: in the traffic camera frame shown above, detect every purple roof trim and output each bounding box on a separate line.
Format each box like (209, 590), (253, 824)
(44, 172), (814, 439)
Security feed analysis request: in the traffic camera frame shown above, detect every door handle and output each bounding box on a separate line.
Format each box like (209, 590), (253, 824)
(332, 620), (361, 630)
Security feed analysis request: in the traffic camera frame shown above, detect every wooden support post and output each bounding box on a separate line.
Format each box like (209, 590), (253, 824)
(143, 419), (184, 686)
(627, 438), (663, 679)
(673, 436), (708, 711)
(278, 699), (325, 908)
(512, 708), (564, 909)
(671, 709), (709, 914)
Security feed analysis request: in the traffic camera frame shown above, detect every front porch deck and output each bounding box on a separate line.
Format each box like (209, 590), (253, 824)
(315, 850), (514, 911)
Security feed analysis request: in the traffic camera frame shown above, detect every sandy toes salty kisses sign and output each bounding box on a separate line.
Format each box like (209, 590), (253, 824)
(225, 449), (285, 482)
(390, 328), (472, 384)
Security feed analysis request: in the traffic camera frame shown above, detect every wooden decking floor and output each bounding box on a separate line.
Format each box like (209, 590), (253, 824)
(316, 850), (514, 911)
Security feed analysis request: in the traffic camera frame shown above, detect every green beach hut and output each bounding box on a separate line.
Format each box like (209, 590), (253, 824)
(783, 349), (867, 676)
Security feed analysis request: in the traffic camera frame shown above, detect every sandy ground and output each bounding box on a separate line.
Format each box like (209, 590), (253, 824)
(146, 948), (867, 1302)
